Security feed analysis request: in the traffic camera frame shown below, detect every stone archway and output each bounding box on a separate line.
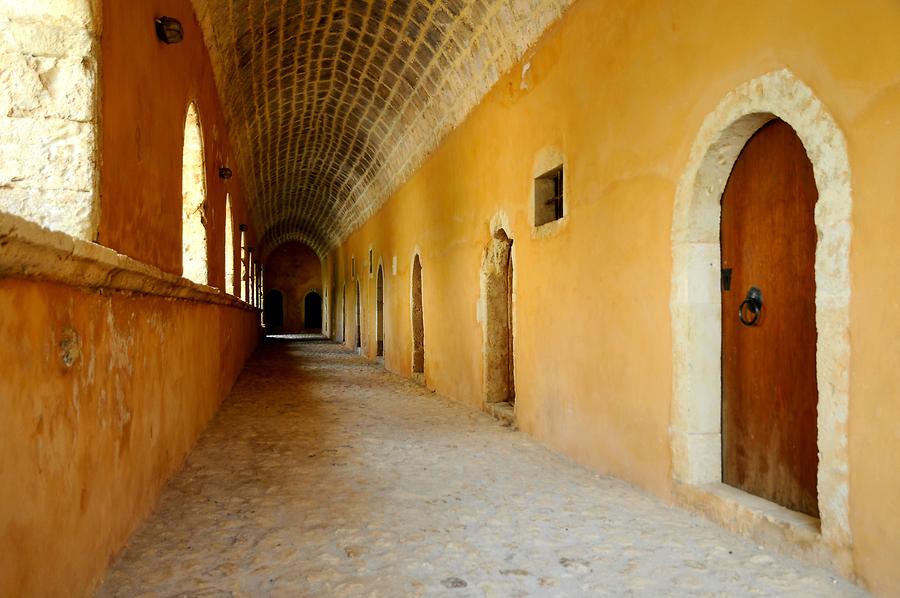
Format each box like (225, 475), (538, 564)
(481, 225), (516, 427)
(411, 254), (425, 379)
(669, 69), (852, 569)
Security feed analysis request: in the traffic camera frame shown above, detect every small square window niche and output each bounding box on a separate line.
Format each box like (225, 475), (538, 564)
(534, 165), (564, 227)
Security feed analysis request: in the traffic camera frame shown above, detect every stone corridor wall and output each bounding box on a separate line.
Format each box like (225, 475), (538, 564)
(329, 0), (900, 595)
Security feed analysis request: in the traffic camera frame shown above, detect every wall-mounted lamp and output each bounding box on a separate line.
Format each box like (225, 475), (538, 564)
(239, 224), (247, 232)
(219, 166), (233, 179)
(155, 17), (184, 44)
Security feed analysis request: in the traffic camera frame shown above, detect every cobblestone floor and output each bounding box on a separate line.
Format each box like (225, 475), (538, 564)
(97, 337), (866, 597)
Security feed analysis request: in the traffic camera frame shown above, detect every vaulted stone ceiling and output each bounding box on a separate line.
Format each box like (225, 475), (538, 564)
(191, 0), (571, 256)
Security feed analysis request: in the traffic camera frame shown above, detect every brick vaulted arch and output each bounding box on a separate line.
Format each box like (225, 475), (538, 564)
(189, 0), (572, 255)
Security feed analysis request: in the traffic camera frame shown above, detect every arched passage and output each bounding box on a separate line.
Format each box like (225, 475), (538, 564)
(376, 265), (385, 357)
(411, 255), (425, 377)
(670, 70), (852, 568)
(304, 291), (323, 330)
(224, 194), (235, 295)
(482, 228), (515, 407)
(264, 289), (284, 331)
(181, 103), (208, 284)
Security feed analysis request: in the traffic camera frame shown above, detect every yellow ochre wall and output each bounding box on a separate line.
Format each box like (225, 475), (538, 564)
(329, 0), (900, 594)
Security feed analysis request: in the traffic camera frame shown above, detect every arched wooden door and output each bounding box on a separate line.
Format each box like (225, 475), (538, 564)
(721, 118), (819, 517)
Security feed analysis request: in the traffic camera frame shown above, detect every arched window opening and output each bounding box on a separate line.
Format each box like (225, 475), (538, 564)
(304, 291), (323, 330)
(181, 103), (208, 284)
(245, 246), (253, 303)
(224, 194), (235, 295)
(249, 257), (256, 307)
(412, 255), (425, 376)
(239, 230), (247, 301)
(376, 265), (385, 357)
(256, 263), (262, 308)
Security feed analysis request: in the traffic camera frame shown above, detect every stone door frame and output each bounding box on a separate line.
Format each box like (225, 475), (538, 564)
(669, 69), (852, 570)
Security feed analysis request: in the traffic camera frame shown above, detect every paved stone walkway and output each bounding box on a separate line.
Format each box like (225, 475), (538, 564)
(98, 337), (865, 597)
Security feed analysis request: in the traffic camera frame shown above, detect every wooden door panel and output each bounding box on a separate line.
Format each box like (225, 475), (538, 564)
(721, 119), (819, 517)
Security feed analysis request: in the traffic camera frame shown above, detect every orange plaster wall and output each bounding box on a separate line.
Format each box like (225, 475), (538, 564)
(0, 279), (259, 597)
(99, 0), (257, 283)
(329, 0), (900, 594)
(264, 242), (323, 333)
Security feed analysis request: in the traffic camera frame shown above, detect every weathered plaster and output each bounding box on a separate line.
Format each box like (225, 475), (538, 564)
(669, 69), (852, 571)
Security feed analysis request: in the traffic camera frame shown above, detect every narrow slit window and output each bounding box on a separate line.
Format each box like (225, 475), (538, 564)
(369, 249), (373, 274)
(534, 165), (564, 227)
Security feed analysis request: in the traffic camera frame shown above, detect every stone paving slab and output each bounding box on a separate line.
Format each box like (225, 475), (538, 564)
(97, 338), (867, 597)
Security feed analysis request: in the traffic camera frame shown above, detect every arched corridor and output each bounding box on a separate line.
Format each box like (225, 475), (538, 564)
(97, 338), (861, 597)
(4, 1), (900, 595)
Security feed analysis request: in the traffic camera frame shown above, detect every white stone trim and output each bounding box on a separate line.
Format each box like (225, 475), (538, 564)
(669, 69), (852, 569)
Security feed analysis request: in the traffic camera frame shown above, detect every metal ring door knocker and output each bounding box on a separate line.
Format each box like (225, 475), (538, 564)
(738, 286), (763, 327)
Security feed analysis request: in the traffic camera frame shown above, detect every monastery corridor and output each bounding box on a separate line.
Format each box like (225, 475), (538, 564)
(97, 338), (863, 597)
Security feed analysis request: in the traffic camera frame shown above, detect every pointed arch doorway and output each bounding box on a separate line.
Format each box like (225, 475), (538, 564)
(411, 255), (425, 382)
(481, 228), (515, 425)
(376, 265), (385, 358)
